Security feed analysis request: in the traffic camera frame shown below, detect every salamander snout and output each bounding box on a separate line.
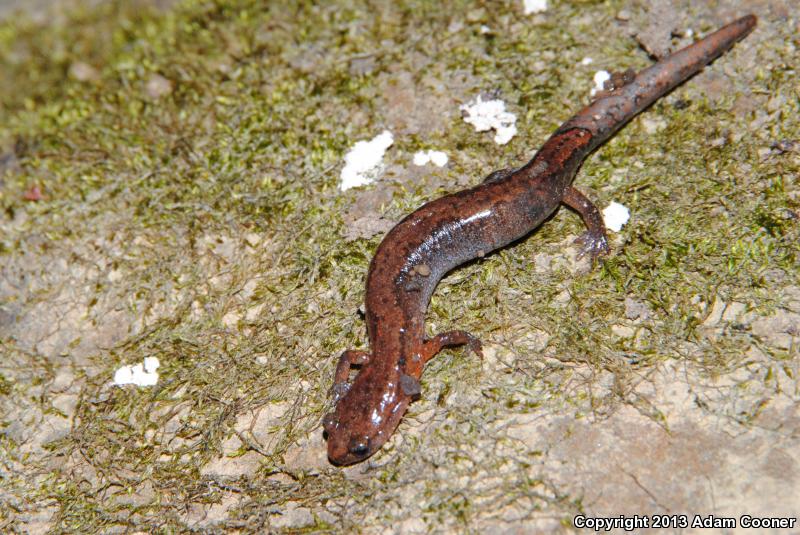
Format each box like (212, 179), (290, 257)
(323, 412), (374, 465)
(323, 374), (412, 465)
(325, 427), (374, 465)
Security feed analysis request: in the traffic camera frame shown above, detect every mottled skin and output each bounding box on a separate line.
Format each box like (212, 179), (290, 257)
(324, 15), (756, 465)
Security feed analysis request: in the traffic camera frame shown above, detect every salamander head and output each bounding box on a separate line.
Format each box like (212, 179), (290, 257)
(323, 368), (416, 465)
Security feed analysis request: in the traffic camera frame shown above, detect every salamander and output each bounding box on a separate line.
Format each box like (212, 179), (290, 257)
(323, 15), (757, 465)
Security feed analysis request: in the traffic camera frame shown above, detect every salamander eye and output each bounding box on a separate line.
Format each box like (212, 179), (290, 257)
(322, 414), (337, 433)
(348, 436), (370, 458)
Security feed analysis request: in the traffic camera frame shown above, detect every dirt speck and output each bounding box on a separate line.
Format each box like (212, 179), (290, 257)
(145, 73), (173, 99)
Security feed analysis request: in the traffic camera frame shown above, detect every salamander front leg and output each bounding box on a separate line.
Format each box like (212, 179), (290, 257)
(562, 186), (610, 261)
(421, 330), (483, 365)
(331, 349), (370, 402)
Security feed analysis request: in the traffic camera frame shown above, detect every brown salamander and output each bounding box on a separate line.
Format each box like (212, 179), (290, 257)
(324, 15), (756, 465)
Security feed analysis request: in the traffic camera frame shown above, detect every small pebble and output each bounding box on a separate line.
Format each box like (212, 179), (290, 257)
(146, 74), (173, 99)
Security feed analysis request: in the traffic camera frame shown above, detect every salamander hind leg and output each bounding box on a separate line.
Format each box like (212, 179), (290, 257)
(331, 349), (370, 402)
(562, 186), (610, 261)
(421, 330), (483, 365)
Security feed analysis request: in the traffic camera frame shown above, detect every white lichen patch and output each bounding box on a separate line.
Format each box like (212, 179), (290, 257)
(460, 96), (517, 145)
(602, 201), (630, 232)
(412, 150), (448, 167)
(523, 0), (548, 15)
(113, 357), (160, 387)
(339, 130), (394, 191)
(590, 70), (611, 97)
